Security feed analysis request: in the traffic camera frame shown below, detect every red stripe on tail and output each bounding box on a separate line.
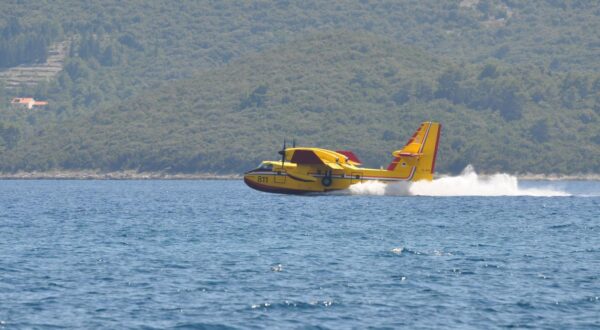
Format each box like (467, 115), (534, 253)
(387, 157), (400, 171)
(430, 124), (442, 174)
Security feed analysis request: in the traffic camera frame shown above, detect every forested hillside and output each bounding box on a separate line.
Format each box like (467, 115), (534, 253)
(0, 1), (598, 174)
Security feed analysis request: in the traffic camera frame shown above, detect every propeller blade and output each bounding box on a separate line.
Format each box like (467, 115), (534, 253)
(280, 139), (286, 166)
(278, 138), (286, 155)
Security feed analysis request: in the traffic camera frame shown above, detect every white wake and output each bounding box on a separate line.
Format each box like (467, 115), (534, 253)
(348, 165), (570, 197)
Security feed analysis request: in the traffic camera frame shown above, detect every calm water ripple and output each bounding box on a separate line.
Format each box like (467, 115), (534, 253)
(0, 180), (599, 329)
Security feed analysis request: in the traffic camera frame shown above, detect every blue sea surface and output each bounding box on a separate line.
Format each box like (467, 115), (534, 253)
(0, 180), (598, 329)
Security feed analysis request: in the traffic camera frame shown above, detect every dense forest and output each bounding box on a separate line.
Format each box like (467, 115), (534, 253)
(0, 18), (62, 68)
(0, 0), (598, 174)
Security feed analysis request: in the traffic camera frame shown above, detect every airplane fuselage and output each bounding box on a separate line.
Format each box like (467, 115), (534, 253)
(244, 122), (442, 194)
(244, 163), (424, 194)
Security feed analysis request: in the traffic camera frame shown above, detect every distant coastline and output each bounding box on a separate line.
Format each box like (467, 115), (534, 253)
(514, 173), (600, 181)
(0, 170), (599, 181)
(0, 170), (242, 180)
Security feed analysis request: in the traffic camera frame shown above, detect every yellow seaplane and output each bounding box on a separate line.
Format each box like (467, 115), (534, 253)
(244, 121), (441, 194)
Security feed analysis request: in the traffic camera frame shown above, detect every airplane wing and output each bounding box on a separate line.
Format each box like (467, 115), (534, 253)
(290, 150), (324, 165)
(323, 162), (343, 170)
(290, 149), (347, 171)
(336, 150), (362, 165)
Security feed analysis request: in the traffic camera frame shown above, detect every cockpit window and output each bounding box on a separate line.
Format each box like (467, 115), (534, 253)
(257, 162), (273, 171)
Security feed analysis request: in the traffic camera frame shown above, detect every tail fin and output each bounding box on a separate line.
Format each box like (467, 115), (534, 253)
(387, 122), (441, 181)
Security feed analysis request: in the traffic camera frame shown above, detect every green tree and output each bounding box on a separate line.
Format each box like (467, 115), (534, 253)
(0, 123), (20, 149)
(530, 119), (549, 142)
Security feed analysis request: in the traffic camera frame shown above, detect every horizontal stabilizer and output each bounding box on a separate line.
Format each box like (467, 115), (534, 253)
(392, 151), (423, 158)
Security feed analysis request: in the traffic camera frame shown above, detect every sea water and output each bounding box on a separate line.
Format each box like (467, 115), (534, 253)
(0, 172), (598, 329)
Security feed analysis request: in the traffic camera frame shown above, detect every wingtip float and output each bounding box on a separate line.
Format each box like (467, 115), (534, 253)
(244, 121), (442, 194)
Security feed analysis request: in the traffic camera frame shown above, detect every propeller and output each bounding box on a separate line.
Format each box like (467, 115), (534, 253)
(278, 139), (286, 168)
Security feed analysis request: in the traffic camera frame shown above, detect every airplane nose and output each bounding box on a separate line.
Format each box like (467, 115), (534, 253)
(243, 175), (262, 192)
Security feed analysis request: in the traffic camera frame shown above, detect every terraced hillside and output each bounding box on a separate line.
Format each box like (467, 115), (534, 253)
(0, 41), (68, 88)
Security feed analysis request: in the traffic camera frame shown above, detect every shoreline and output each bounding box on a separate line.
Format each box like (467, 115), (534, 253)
(0, 170), (599, 181)
(514, 173), (600, 181)
(0, 170), (242, 180)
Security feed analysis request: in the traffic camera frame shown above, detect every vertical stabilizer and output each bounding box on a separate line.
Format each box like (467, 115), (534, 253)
(387, 122), (442, 181)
